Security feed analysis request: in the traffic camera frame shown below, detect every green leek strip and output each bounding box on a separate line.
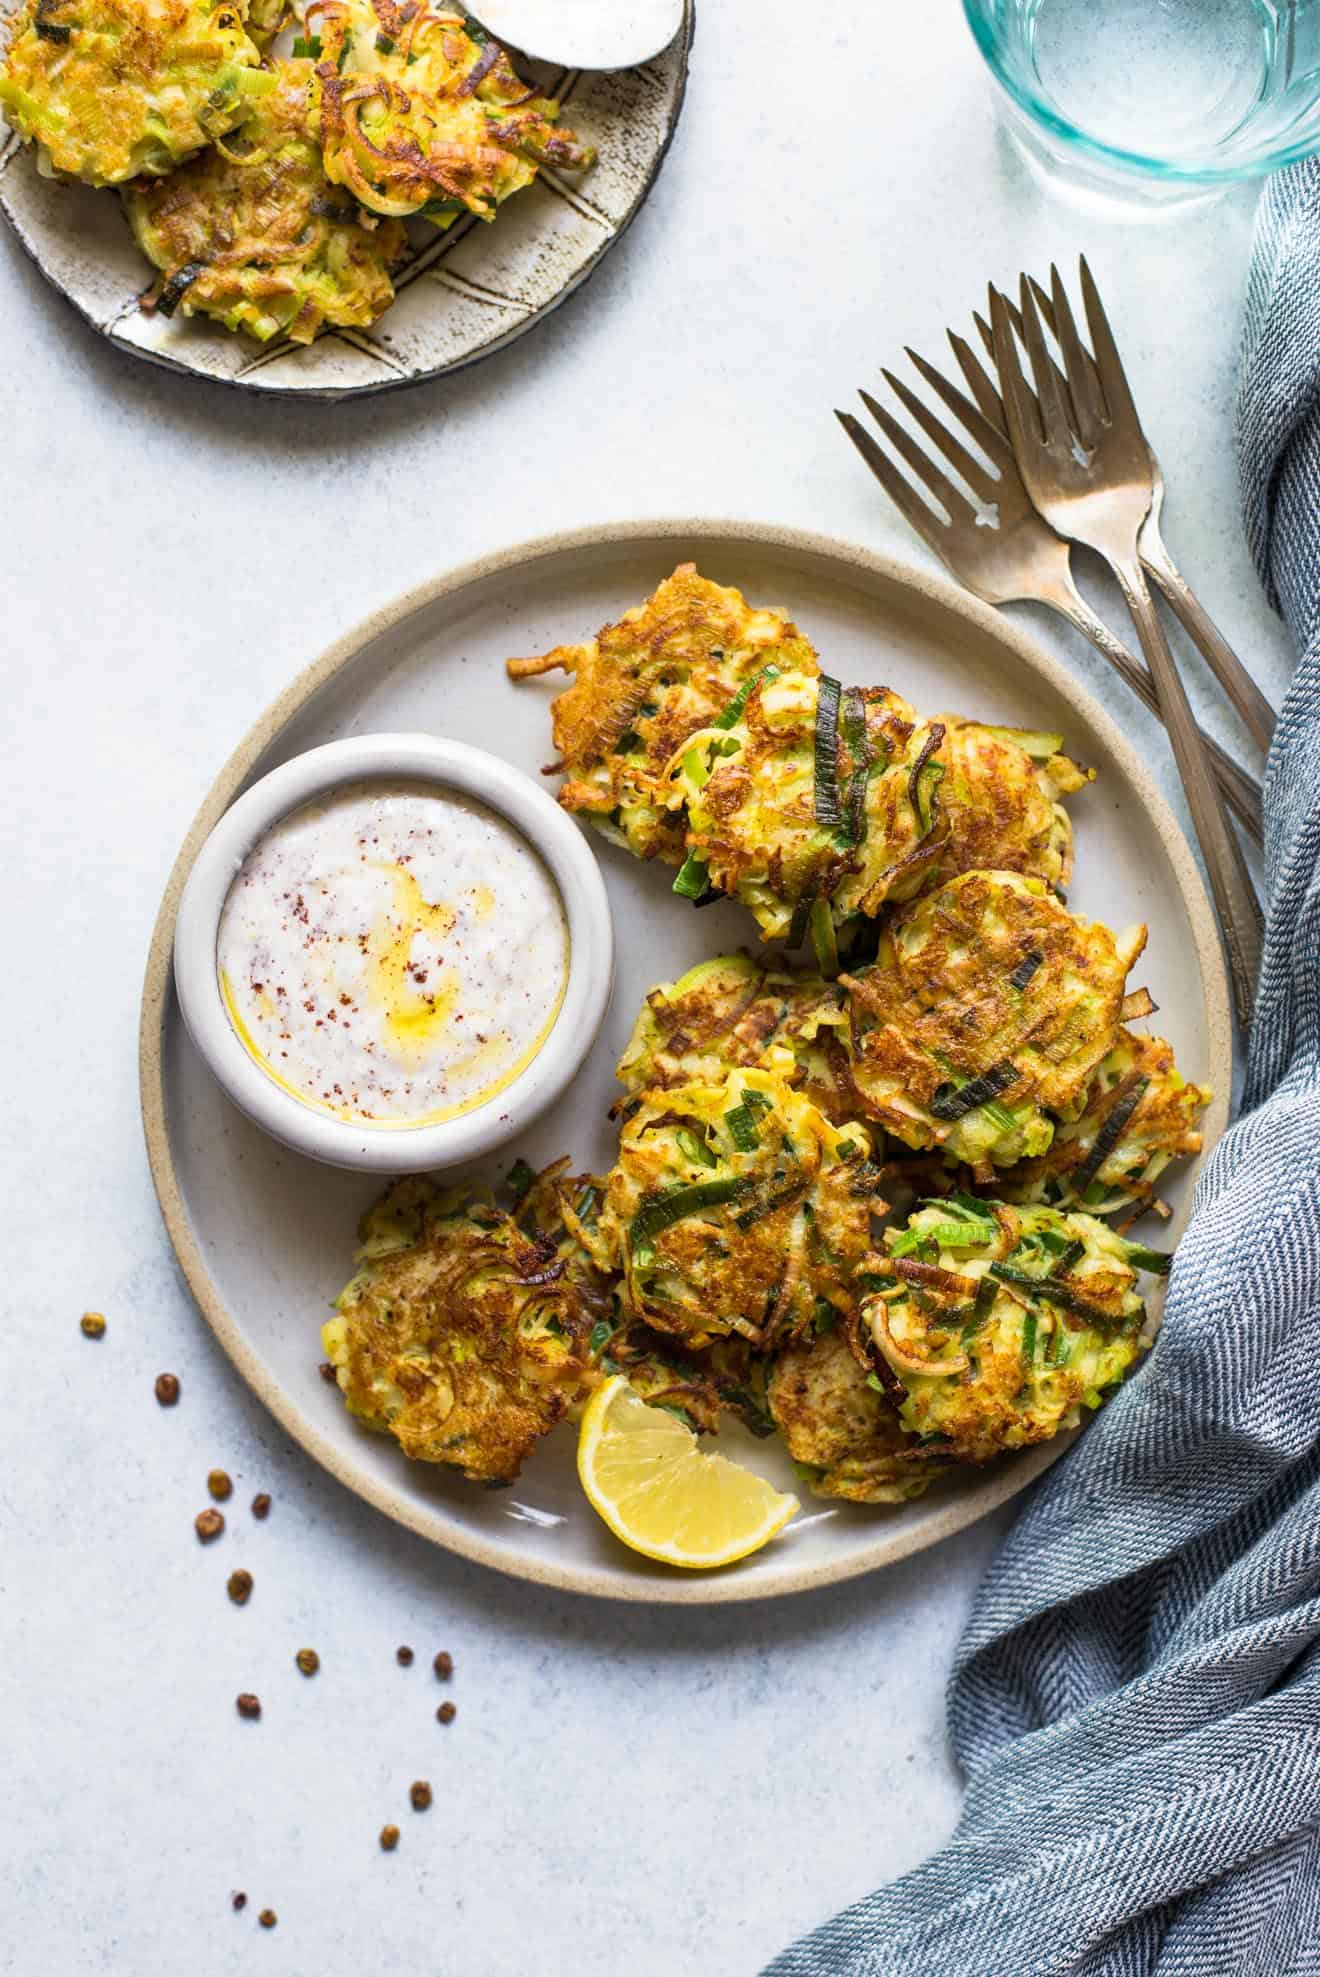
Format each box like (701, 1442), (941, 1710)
(723, 1105), (760, 1152)
(983, 1100), (1020, 1135)
(506, 1158), (535, 1202)
(929, 1059), (1018, 1122)
(973, 1275), (998, 1319)
(1071, 1078), (1150, 1197)
(810, 896), (839, 979)
(989, 1263), (1117, 1328)
(850, 1160), (887, 1198)
(292, 31), (322, 54)
(981, 724), (1064, 760)
(1009, 949), (1044, 993)
(713, 664), (780, 731)
(1050, 1238), (1086, 1278)
(813, 675), (843, 828)
(676, 1128), (717, 1169)
(786, 886), (817, 950)
(630, 1177), (749, 1252)
(915, 759), (945, 835)
(924, 1191), (993, 1223)
(735, 1178), (805, 1231)
(1048, 1317), (1069, 1366)
(672, 853), (712, 902)
(837, 686), (872, 848)
(891, 1219), (998, 1256)
(588, 1317), (616, 1357)
(742, 1088), (774, 1113)
(1123, 1242), (1173, 1277)
(1021, 1308), (1038, 1365)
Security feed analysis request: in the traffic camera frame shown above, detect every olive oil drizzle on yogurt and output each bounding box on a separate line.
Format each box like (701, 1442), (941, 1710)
(217, 782), (568, 1127)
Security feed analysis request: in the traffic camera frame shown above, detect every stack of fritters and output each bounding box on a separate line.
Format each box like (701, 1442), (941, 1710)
(0, 0), (595, 341)
(324, 566), (1211, 1507)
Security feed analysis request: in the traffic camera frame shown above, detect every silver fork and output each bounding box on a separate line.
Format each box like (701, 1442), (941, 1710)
(976, 287), (1275, 754)
(836, 345), (1263, 841)
(989, 259), (1263, 1028)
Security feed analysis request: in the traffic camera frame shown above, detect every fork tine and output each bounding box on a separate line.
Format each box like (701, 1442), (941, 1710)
(857, 390), (979, 527)
(988, 283), (1045, 453)
(835, 410), (952, 560)
(1047, 262), (1106, 442)
(948, 328), (1010, 438)
(1078, 254), (1141, 431)
(879, 365), (1002, 503)
(909, 344), (1015, 470)
(1017, 274), (1075, 445)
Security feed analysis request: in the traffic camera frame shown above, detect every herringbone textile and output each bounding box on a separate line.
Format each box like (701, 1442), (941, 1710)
(766, 160), (1320, 1977)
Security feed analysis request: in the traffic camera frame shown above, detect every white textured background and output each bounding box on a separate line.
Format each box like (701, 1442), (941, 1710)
(0, 1), (1296, 1972)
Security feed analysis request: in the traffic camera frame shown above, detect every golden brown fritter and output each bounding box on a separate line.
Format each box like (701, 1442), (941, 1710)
(766, 1326), (934, 1503)
(866, 1200), (1156, 1462)
(325, 1172), (606, 1483)
(597, 1061), (879, 1352)
(999, 1027), (1211, 1216)
(615, 952), (856, 1124)
(311, 0), (593, 224)
(507, 564), (820, 865)
(933, 717), (1090, 890)
(843, 869), (1147, 1171)
(125, 58), (404, 343)
(0, 0), (263, 185)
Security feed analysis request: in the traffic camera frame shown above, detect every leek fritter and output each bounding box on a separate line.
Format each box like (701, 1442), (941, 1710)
(865, 1199), (1161, 1461)
(843, 869), (1146, 1171)
(615, 952), (855, 1123)
(1000, 1028), (1211, 1216)
(125, 58), (404, 343)
(0, 0), (264, 185)
(507, 564), (820, 865)
(598, 1062), (878, 1351)
(325, 1170), (606, 1483)
(766, 1325), (933, 1504)
(311, 0), (593, 225)
(670, 675), (1090, 942)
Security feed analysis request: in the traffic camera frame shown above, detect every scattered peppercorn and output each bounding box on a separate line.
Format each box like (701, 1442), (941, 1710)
(208, 1469), (233, 1502)
(295, 1648), (320, 1677)
(251, 1493), (271, 1520)
(258, 1910), (277, 1930)
(380, 1824), (399, 1852)
(195, 1509), (225, 1544)
(236, 1693), (262, 1720)
(227, 1570), (253, 1606)
(437, 1702), (456, 1725)
(318, 1361), (337, 1384)
(80, 1311), (106, 1339)
(232, 1893), (247, 1912)
(396, 1646), (414, 1667)
(155, 1373), (181, 1406)
(410, 1781), (432, 1812)
(433, 1651), (453, 1681)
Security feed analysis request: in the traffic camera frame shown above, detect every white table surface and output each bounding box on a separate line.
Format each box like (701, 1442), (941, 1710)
(0, 2), (1297, 1972)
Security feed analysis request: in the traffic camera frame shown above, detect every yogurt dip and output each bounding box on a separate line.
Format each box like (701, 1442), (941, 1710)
(216, 781), (568, 1127)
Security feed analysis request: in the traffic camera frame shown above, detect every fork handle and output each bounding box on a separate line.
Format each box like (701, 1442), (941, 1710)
(1040, 573), (1264, 844)
(1111, 556), (1263, 1031)
(1138, 522), (1277, 753)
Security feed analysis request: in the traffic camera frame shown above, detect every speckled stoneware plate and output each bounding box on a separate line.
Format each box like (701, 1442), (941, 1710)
(140, 520), (1232, 1604)
(0, 9), (691, 397)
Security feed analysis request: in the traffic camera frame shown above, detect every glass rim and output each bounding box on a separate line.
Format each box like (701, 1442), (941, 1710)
(962, 0), (1320, 185)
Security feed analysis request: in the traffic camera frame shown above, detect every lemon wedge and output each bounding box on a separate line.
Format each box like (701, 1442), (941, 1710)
(577, 1376), (799, 1570)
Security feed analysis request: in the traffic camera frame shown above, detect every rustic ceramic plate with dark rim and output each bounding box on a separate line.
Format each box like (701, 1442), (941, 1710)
(0, 7), (692, 398)
(140, 519), (1232, 1605)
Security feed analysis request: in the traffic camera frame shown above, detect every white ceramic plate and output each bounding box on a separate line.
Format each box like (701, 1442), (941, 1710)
(141, 520), (1232, 1603)
(0, 12), (691, 398)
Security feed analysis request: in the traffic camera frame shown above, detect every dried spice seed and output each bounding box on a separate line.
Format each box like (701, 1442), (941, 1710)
(227, 1570), (253, 1606)
(409, 1781), (432, 1812)
(396, 1646), (414, 1667)
(80, 1311), (106, 1338)
(258, 1910), (277, 1930)
(432, 1651), (453, 1681)
(208, 1469), (233, 1502)
(195, 1509), (225, 1544)
(155, 1373), (181, 1406)
(380, 1824), (399, 1852)
(232, 1893), (247, 1912)
(236, 1693), (262, 1720)
(436, 1702), (456, 1725)
(295, 1648), (320, 1677)
(251, 1493), (271, 1520)
(318, 1361), (338, 1384)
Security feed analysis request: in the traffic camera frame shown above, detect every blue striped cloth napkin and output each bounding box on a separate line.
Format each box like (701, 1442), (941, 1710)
(767, 159), (1320, 1977)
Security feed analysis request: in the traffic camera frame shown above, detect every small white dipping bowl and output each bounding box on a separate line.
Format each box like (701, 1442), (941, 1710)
(173, 733), (613, 1174)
